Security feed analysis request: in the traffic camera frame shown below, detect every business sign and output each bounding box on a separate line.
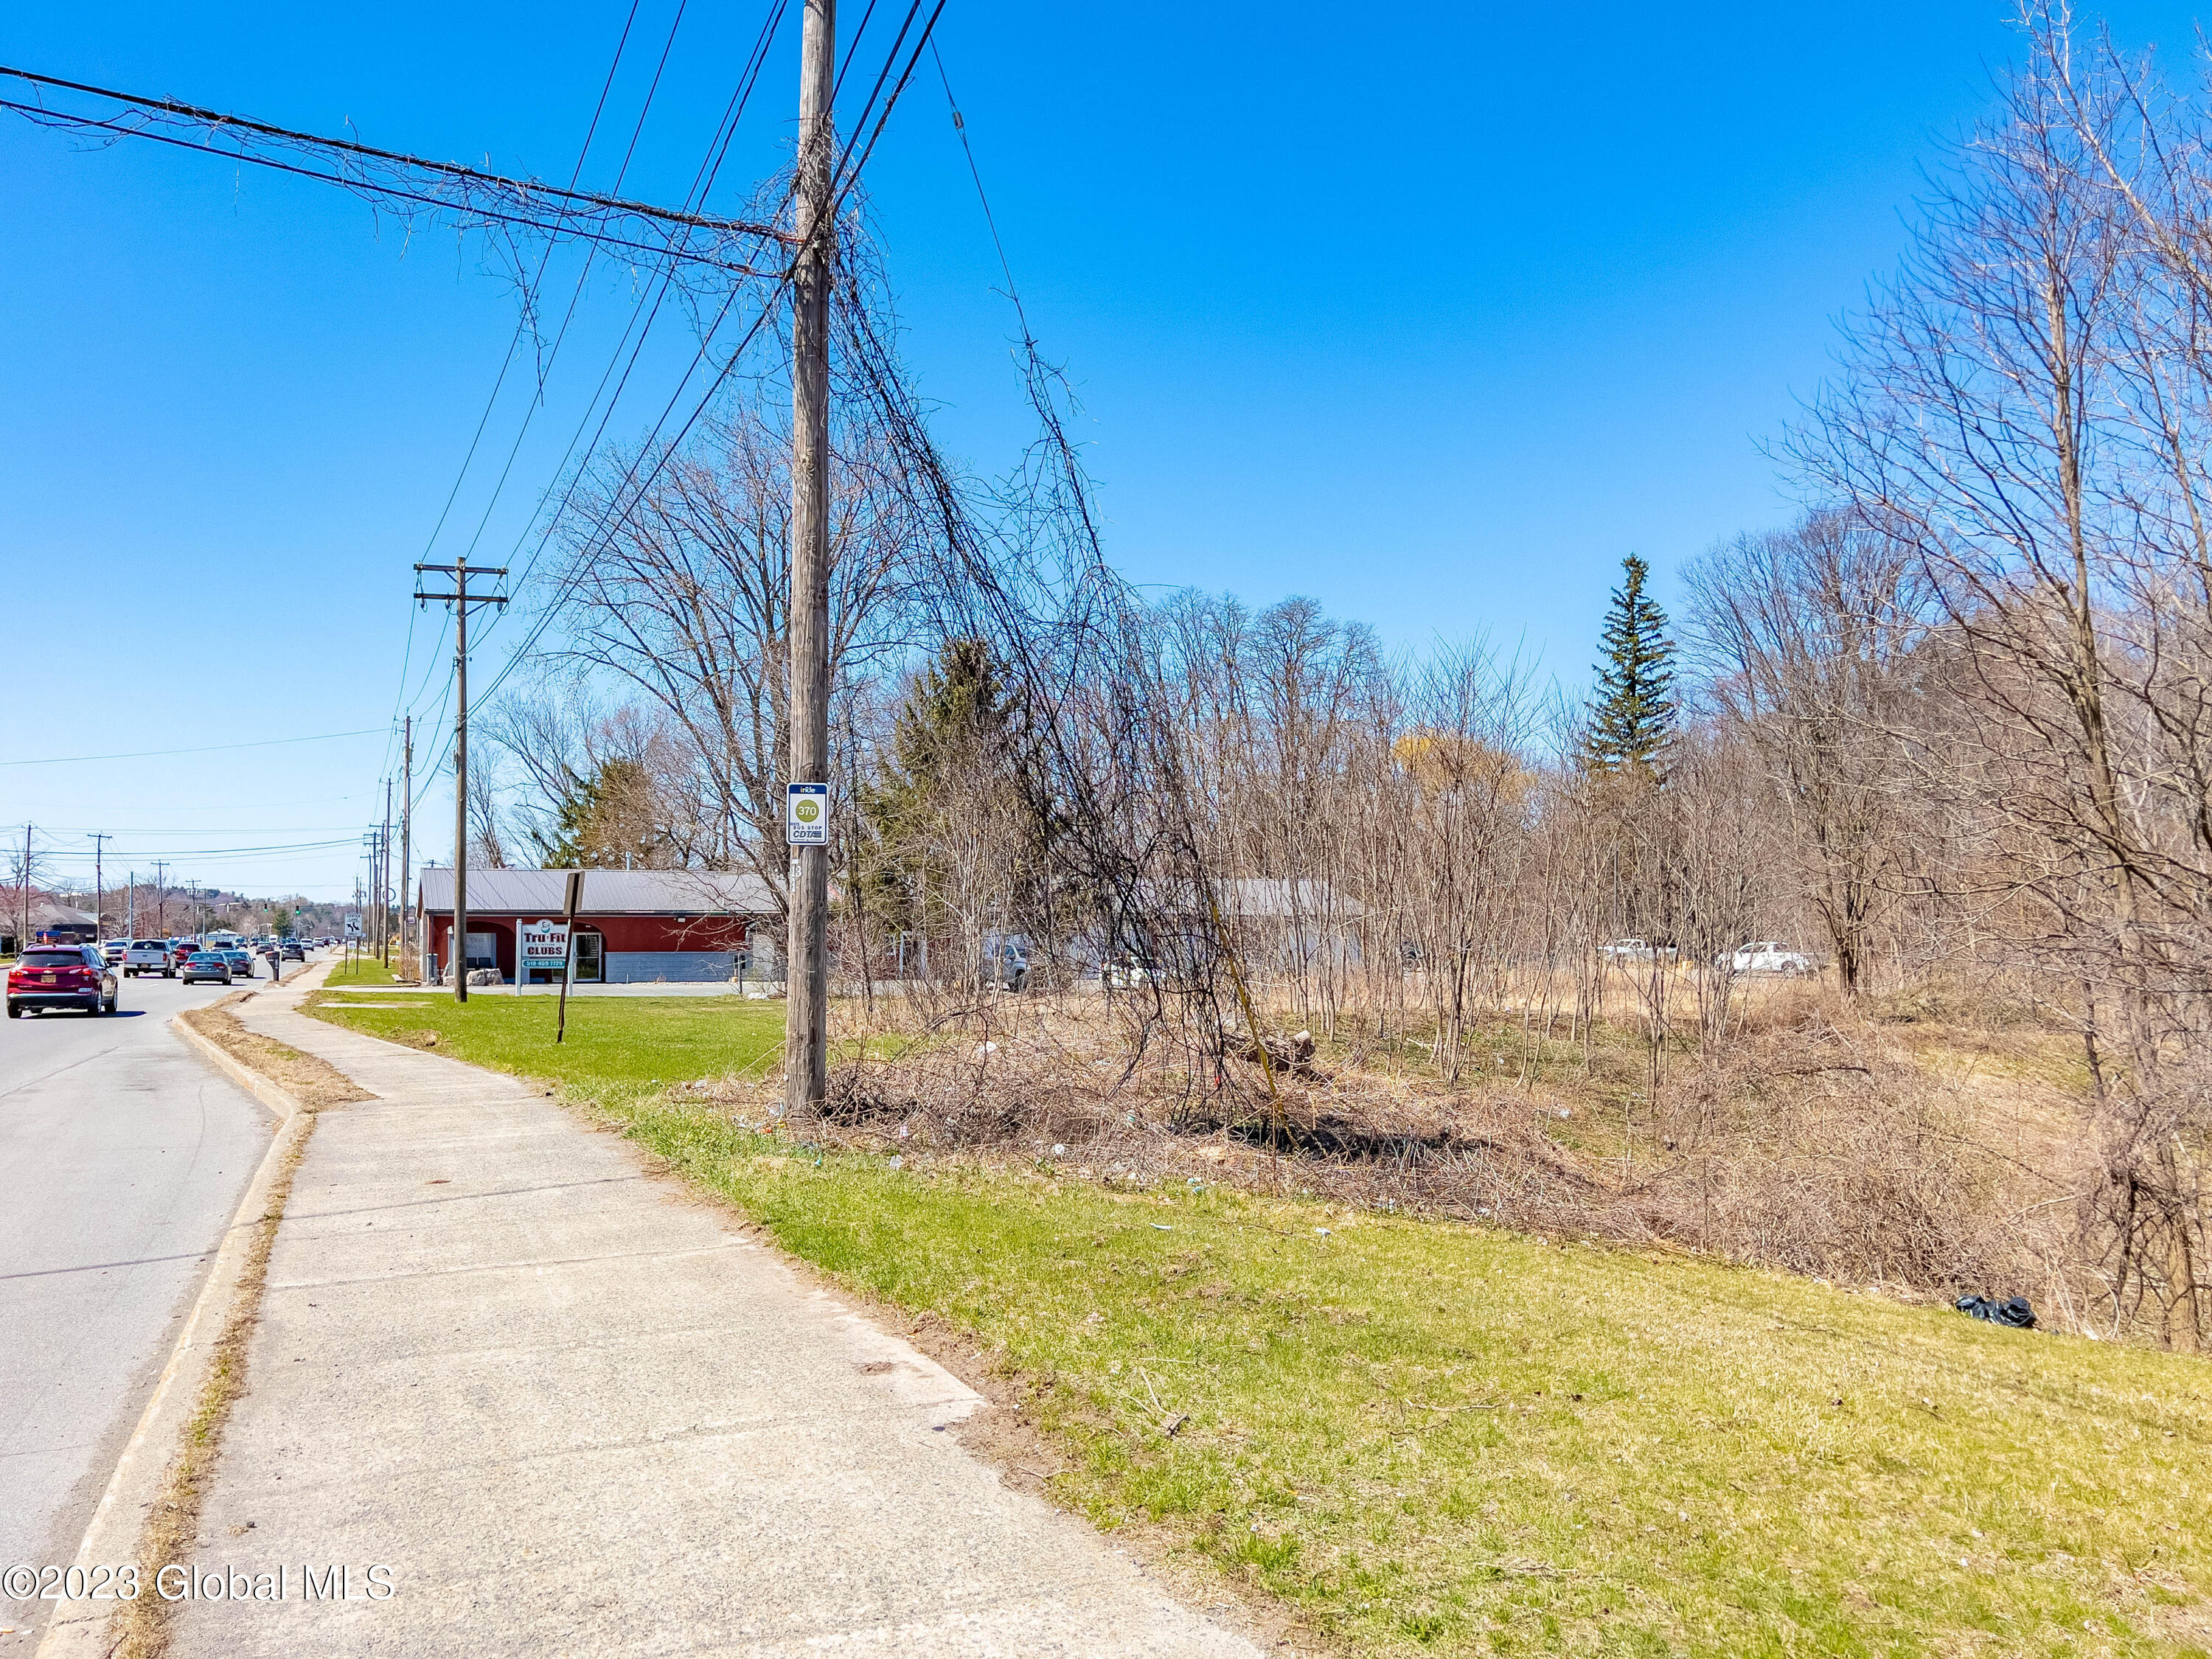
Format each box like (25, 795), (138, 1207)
(785, 782), (829, 846)
(520, 919), (570, 968)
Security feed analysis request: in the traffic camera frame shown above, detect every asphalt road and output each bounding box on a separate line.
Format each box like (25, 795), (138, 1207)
(0, 965), (280, 1650)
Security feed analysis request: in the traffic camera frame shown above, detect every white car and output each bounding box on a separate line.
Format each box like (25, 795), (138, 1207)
(1600, 938), (1677, 961)
(1718, 941), (1819, 976)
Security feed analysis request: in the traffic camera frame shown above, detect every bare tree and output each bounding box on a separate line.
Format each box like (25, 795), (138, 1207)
(1682, 511), (1930, 995)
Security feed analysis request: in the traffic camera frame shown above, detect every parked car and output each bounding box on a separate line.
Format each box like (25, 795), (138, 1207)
(1600, 938), (1677, 961)
(181, 951), (234, 987)
(217, 945), (256, 980)
(125, 940), (175, 978)
(1102, 953), (1161, 990)
(7, 945), (120, 1017)
(1716, 941), (1820, 976)
(981, 933), (1031, 991)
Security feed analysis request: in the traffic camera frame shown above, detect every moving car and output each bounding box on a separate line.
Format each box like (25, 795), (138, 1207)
(216, 945), (256, 980)
(1717, 941), (1820, 976)
(7, 945), (120, 1018)
(281, 939), (306, 961)
(169, 939), (198, 971)
(181, 951), (234, 987)
(102, 939), (129, 965)
(125, 940), (175, 978)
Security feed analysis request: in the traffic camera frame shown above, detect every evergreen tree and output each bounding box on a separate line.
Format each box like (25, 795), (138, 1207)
(858, 640), (1009, 931)
(528, 757), (660, 868)
(1584, 554), (1677, 775)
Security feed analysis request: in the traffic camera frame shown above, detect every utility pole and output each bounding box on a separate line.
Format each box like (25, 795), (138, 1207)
(126, 869), (135, 939)
(154, 860), (167, 939)
(381, 777), (394, 967)
(18, 824), (29, 952)
(363, 831), (380, 965)
(414, 552), (507, 1002)
(784, 0), (836, 1119)
(400, 714), (414, 980)
(91, 832), (109, 940)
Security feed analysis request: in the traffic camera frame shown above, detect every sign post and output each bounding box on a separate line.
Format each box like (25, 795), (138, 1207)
(554, 869), (584, 1045)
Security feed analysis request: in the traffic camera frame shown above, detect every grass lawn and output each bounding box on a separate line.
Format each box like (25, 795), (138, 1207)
(303, 986), (786, 1086)
(304, 995), (2212, 1658)
(321, 951), (400, 988)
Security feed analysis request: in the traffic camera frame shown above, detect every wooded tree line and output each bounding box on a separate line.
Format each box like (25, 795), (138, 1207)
(465, 10), (2212, 1346)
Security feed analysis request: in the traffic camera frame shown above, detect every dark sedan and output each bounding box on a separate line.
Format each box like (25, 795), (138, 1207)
(181, 951), (234, 987)
(7, 946), (120, 1018)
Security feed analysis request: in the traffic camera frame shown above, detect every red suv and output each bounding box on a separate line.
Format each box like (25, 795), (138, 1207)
(7, 945), (121, 1018)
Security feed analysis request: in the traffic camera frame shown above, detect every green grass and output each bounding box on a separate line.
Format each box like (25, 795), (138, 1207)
(305, 996), (2212, 1657)
(305, 986), (786, 1085)
(322, 951), (400, 987)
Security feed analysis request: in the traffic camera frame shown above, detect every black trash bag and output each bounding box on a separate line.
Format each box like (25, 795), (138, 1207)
(1954, 1294), (2037, 1329)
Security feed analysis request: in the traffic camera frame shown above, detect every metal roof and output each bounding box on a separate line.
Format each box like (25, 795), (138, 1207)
(416, 867), (776, 917)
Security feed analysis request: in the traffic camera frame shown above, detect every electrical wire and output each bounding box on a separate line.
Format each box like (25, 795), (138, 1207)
(378, 0), (654, 785)
(472, 1), (947, 712)
(0, 728), (385, 767)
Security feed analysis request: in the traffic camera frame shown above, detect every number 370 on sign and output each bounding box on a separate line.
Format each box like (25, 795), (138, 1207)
(785, 782), (828, 846)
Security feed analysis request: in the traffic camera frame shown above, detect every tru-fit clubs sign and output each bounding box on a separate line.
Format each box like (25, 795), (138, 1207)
(785, 782), (829, 846)
(519, 919), (570, 970)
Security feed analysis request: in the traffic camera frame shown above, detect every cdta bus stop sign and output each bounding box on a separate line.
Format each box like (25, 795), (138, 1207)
(785, 782), (829, 846)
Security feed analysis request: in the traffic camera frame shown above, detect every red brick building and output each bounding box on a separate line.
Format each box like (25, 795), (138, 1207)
(417, 868), (778, 986)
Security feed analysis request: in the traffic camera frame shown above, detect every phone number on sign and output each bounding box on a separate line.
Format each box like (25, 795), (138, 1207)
(4, 1563), (394, 1602)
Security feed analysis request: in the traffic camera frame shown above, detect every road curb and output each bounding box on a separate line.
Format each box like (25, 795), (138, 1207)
(30, 1011), (311, 1659)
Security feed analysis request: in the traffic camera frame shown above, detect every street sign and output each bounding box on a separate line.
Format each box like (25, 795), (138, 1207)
(785, 782), (829, 846)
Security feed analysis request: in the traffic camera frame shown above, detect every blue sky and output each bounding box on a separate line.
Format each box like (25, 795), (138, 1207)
(3, 1), (2202, 900)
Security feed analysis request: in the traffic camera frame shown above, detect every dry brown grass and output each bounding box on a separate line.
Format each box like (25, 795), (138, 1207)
(178, 997), (375, 1109)
(721, 981), (2124, 1335)
(108, 999), (358, 1658)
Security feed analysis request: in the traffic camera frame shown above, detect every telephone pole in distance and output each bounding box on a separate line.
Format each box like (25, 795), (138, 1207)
(414, 552), (507, 1002)
(400, 714), (414, 979)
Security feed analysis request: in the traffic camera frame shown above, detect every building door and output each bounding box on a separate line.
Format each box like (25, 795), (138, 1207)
(571, 930), (604, 983)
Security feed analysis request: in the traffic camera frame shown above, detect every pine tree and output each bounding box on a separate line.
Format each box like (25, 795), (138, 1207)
(858, 640), (1009, 932)
(1584, 554), (1677, 776)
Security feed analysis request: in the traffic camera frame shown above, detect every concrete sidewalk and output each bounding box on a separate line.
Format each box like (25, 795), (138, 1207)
(164, 977), (1265, 1657)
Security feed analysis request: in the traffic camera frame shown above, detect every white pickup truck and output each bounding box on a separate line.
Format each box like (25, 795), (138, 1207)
(124, 939), (175, 978)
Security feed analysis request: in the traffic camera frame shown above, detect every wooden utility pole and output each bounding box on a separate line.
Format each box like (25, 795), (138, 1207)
(784, 0), (836, 1118)
(380, 777), (394, 966)
(400, 714), (414, 979)
(414, 551), (507, 1003)
(90, 832), (109, 941)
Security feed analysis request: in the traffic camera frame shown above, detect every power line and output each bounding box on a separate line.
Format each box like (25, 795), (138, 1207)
(0, 66), (792, 246)
(472, 0), (944, 714)
(377, 0), (666, 788)
(0, 728), (385, 767)
(469, 0), (796, 659)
